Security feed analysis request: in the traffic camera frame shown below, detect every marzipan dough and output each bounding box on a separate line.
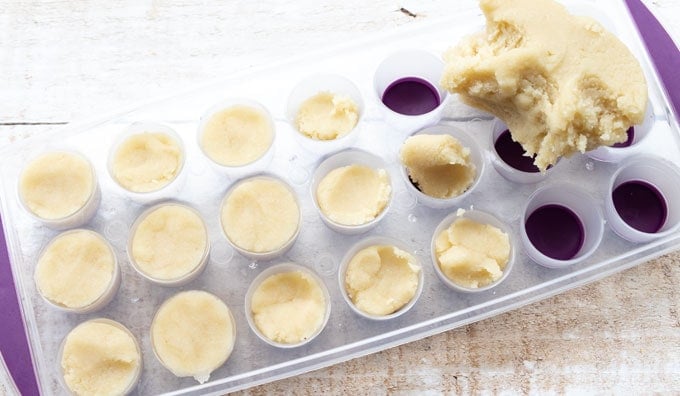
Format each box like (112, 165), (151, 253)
(345, 245), (420, 316)
(112, 132), (183, 193)
(251, 270), (327, 344)
(36, 230), (115, 309)
(435, 217), (510, 289)
(151, 290), (235, 384)
(440, 0), (647, 171)
(61, 319), (141, 396)
(200, 104), (273, 166)
(316, 165), (391, 226)
(19, 151), (95, 220)
(221, 177), (299, 253)
(400, 134), (475, 198)
(295, 92), (359, 140)
(131, 204), (208, 281)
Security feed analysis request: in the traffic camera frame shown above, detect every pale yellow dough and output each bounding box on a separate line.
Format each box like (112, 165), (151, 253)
(200, 105), (273, 166)
(19, 152), (95, 220)
(151, 291), (235, 384)
(61, 319), (141, 396)
(36, 230), (115, 309)
(316, 165), (391, 226)
(435, 217), (510, 289)
(221, 178), (300, 253)
(131, 204), (208, 281)
(112, 132), (183, 193)
(440, 0), (647, 171)
(345, 245), (420, 316)
(295, 91), (359, 140)
(400, 134), (475, 199)
(251, 270), (327, 344)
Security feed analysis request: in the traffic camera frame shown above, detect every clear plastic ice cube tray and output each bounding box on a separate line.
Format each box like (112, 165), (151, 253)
(1, 1), (679, 394)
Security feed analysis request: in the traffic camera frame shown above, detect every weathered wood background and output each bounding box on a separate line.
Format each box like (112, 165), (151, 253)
(2, 0), (679, 393)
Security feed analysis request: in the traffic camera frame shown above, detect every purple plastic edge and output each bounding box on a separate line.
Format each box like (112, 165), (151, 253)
(625, 0), (680, 123)
(0, 215), (40, 395)
(0, 1), (678, 395)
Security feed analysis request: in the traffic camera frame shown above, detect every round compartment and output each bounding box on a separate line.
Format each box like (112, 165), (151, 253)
(127, 202), (210, 287)
(18, 150), (101, 230)
(431, 209), (515, 293)
(586, 102), (654, 163)
(220, 174), (301, 260)
(490, 119), (555, 184)
(399, 124), (485, 208)
(338, 236), (423, 320)
(107, 122), (187, 204)
(311, 149), (392, 235)
(373, 49), (449, 133)
(245, 262), (331, 348)
(605, 155), (680, 243)
(35, 229), (120, 314)
(150, 290), (236, 384)
(521, 184), (604, 268)
(197, 98), (276, 178)
(58, 318), (142, 396)
(286, 74), (364, 156)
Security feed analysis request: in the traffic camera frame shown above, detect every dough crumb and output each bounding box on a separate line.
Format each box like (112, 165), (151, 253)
(200, 105), (273, 166)
(316, 165), (391, 226)
(36, 230), (115, 309)
(112, 132), (183, 193)
(131, 204), (208, 281)
(19, 152), (94, 220)
(345, 245), (420, 316)
(61, 320), (140, 396)
(435, 217), (510, 289)
(151, 291), (235, 383)
(296, 91), (359, 140)
(251, 270), (327, 344)
(221, 177), (300, 253)
(440, 0), (647, 171)
(400, 134), (475, 198)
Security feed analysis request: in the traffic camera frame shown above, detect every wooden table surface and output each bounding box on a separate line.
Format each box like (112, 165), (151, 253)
(2, 0), (679, 394)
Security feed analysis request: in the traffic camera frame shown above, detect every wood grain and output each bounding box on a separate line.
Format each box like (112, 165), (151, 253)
(2, 0), (679, 394)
